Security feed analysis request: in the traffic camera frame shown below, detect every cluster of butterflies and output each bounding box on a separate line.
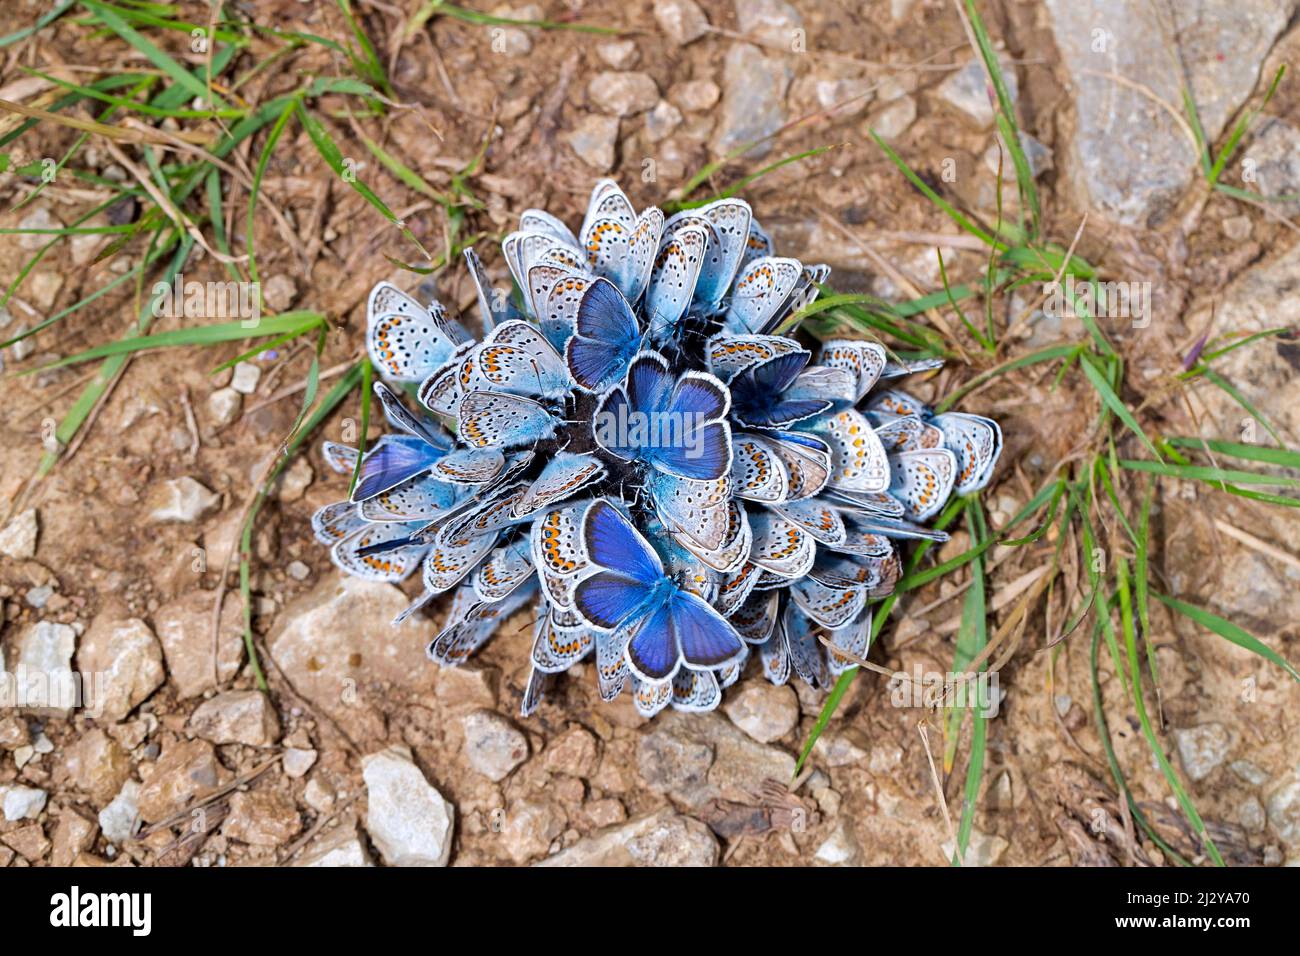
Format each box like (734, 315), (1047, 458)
(312, 180), (1003, 718)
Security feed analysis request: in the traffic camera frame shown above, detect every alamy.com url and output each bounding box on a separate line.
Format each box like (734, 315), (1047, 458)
(1114, 915), (1250, 929)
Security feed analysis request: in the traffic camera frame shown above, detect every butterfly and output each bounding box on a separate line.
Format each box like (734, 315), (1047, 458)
(586, 207), (663, 303)
(644, 225), (707, 343)
(366, 281), (469, 383)
(930, 412), (1002, 494)
(887, 449), (958, 522)
(818, 340), (888, 401)
(594, 351), (732, 482)
(514, 451), (606, 517)
(728, 349), (832, 428)
(463, 247), (521, 334)
(662, 197), (752, 311)
(458, 390), (558, 449)
(565, 277), (643, 393)
(723, 256), (803, 334)
(460, 320), (571, 400)
(573, 500), (745, 684)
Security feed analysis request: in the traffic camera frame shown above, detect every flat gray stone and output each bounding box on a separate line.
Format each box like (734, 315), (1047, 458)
(362, 745), (454, 866)
(713, 43), (792, 159)
(535, 807), (718, 866)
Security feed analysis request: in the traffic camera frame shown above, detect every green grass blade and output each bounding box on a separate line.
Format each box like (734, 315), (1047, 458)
(1079, 353), (1161, 460)
(1154, 593), (1299, 682)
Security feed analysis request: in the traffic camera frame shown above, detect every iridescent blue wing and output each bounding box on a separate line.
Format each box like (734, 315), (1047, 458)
(623, 595), (677, 682)
(626, 350), (674, 415)
(730, 351), (830, 428)
(566, 277), (641, 393)
(669, 588), (745, 671)
(458, 390), (557, 449)
(644, 371), (732, 481)
(706, 332), (802, 381)
(351, 433), (444, 503)
(581, 499), (664, 583)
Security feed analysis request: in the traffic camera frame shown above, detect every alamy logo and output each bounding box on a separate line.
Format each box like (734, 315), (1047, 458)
(151, 272), (261, 328)
(49, 886), (151, 936)
(592, 406), (710, 459)
(1043, 273), (1151, 328)
(0, 666), (108, 718)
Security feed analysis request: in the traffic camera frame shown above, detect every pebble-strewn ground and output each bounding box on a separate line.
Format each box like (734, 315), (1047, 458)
(1, 0), (1299, 867)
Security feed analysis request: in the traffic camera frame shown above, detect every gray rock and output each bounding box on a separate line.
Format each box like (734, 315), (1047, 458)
(1266, 775), (1300, 847)
(671, 79), (721, 112)
(1, 785), (48, 821)
(1244, 117), (1300, 217)
(654, 0), (710, 46)
(146, 476), (221, 523)
(267, 576), (436, 741)
(589, 71), (659, 118)
(189, 690), (281, 747)
(638, 711), (795, 807)
(734, 0), (803, 48)
(286, 560), (311, 581)
(536, 807), (719, 866)
(0, 508), (39, 559)
(943, 827), (1009, 866)
(25, 585), (53, 609)
(152, 590), (245, 699)
(1240, 796), (1266, 833)
(75, 616), (164, 722)
(499, 800), (566, 863)
(714, 44), (792, 159)
(282, 748), (317, 779)
(294, 823), (374, 867)
(936, 55), (1017, 129)
(362, 745), (455, 866)
(983, 132), (1053, 178)
(461, 709), (529, 781)
(229, 361), (261, 395)
(274, 455), (313, 502)
(814, 819), (862, 865)
(723, 682), (799, 742)
(98, 780), (140, 844)
(645, 100), (683, 142)
(565, 114), (620, 171)
(597, 40), (639, 70)
(1043, 0), (1297, 226)
(1230, 759), (1271, 786)
(870, 95), (917, 140)
(206, 387), (242, 430)
(16, 621), (77, 717)
(261, 274), (297, 312)
(18, 207), (60, 251)
(1173, 723), (1232, 781)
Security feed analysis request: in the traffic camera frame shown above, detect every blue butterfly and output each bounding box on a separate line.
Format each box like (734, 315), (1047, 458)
(352, 385), (453, 502)
(728, 350), (832, 428)
(594, 352), (732, 481)
(565, 277), (642, 393)
(574, 500), (744, 683)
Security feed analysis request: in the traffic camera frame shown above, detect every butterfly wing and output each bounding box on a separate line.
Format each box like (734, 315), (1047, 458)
(930, 412), (1002, 494)
(809, 408), (890, 493)
(887, 448), (957, 522)
(366, 281), (465, 382)
(566, 277), (641, 393)
(669, 588), (745, 671)
(458, 390), (557, 448)
(645, 225), (706, 342)
(351, 433), (444, 502)
(580, 499), (664, 583)
(514, 452), (605, 517)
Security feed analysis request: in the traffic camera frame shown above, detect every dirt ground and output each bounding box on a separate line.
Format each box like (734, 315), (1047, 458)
(1, 0), (1298, 867)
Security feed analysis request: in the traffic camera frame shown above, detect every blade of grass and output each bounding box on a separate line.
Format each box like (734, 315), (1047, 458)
(1154, 593), (1300, 682)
